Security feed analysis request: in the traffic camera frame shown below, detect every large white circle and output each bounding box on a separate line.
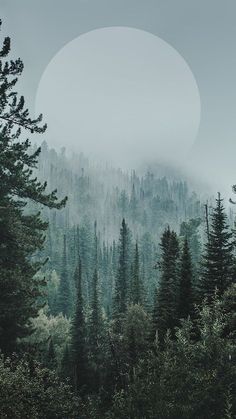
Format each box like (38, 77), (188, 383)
(36, 27), (201, 168)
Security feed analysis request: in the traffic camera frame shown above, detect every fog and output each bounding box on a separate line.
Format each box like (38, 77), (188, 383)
(4, 0), (236, 197)
(35, 27), (200, 171)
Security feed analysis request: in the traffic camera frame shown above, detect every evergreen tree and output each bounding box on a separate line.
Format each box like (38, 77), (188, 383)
(93, 220), (98, 268)
(71, 260), (87, 391)
(88, 269), (103, 349)
(78, 218), (93, 301)
(46, 337), (57, 370)
(123, 304), (150, 369)
(178, 237), (194, 320)
(88, 268), (103, 392)
(0, 20), (66, 354)
(57, 235), (71, 317)
(130, 242), (144, 305)
(199, 194), (235, 301)
(152, 227), (179, 343)
(180, 218), (201, 266)
(113, 219), (131, 323)
(130, 184), (138, 222)
(60, 344), (72, 381)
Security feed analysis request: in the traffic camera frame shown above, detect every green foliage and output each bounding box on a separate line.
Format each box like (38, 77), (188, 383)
(199, 194), (235, 301)
(178, 238), (194, 320)
(0, 355), (80, 418)
(0, 20), (66, 353)
(87, 268), (105, 392)
(123, 304), (150, 368)
(130, 243), (144, 306)
(46, 269), (60, 315)
(180, 218), (202, 266)
(70, 260), (88, 391)
(21, 308), (71, 364)
(113, 219), (131, 325)
(221, 283), (236, 339)
(107, 296), (236, 419)
(152, 227), (179, 342)
(46, 337), (57, 370)
(57, 235), (72, 317)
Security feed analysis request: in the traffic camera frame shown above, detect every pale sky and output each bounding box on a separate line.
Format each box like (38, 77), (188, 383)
(2, 0), (236, 194)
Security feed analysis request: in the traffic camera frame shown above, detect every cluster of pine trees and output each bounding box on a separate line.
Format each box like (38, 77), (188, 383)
(0, 19), (235, 419)
(45, 193), (235, 415)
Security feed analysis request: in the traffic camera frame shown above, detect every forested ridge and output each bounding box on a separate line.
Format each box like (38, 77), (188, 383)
(0, 20), (235, 419)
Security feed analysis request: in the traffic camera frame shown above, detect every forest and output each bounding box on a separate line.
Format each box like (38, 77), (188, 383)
(0, 19), (235, 419)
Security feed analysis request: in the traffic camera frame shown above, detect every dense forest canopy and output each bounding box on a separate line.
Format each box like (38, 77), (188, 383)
(0, 19), (235, 419)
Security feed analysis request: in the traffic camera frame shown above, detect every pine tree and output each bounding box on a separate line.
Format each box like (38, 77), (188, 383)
(199, 193), (235, 301)
(178, 238), (194, 320)
(60, 344), (72, 381)
(88, 269), (102, 349)
(0, 20), (66, 354)
(180, 218), (201, 266)
(130, 242), (144, 305)
(88, 268), (103, 392)
(46, 337), (57, 370)
(113, 219), (131, 323)
(57, 235), (71, 317)
(130, 184), (138, 222)
(152, 227), (179, 343)
(71, 259), (88, 392)
(123, 304), (150, 370)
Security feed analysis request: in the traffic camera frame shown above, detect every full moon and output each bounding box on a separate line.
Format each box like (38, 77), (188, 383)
(36, 27), (201, 168)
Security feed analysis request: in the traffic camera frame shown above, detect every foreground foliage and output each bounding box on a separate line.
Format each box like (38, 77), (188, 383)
(105, 294), (236, 419)
(0, 355), (80, 418)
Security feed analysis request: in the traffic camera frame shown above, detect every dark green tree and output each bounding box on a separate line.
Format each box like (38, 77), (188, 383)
(107, 296), (236, 419)
(130, 242), (144, 306)
(123, 304), (150, 370)
(0, 355), (80, 418)
(113, 219), (131, 324)
(152, 227), (179, 343)
(130, 183), (138, 222)
(88, 269), (102, 349)
(88, 268), (104, 392)
(0, 20), (66, 354)
(199, 193), (235, 301)
(180, 218), (201, 266)
(57, 235), (71, 317)
(46, 337), (57, 370)
(178, 237), (194, 320)
(60, 344), (72, 381)
(71, 259), (88, 392)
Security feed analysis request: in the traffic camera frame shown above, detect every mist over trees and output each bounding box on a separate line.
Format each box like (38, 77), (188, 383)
(0, 19), (235, 419)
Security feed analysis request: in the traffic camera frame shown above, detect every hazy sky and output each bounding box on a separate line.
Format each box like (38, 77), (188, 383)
(2, 0), (236, 193)
(35, 27), (200, 169)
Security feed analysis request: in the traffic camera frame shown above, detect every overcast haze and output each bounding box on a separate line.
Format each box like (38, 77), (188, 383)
(2, 0), (236, 194)
(35, 27), (200, 169)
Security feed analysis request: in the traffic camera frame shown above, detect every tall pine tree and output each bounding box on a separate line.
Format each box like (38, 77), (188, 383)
(199, 193), (235, 301)
(88, 268), (104, 392)
(57, 235), (71, 317)
(152, 227), (179, 343)
(130, 242), (144, 305)
(113, 219), (131, 324)
(178, 237), (194, 320)
(0, 20), (66, 353)
(71, 259), (88, 392)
